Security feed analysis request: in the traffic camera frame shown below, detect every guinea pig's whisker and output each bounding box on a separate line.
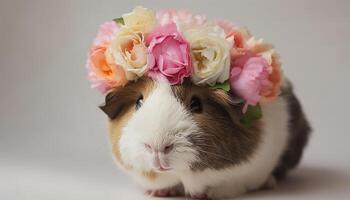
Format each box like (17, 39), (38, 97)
(193, 142), (218, 148)
(174, 147), (196, 154)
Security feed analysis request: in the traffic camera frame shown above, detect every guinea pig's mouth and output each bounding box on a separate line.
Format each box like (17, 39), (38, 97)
(155, 166), (173, 172)
(152, 159), (173, 172)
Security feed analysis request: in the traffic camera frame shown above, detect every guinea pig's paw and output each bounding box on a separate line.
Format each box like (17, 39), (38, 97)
(146, 189), (174, 197)
(190, 193), (208, 199)
(261, 175), (277, 190)
(146, 185), (184, 197)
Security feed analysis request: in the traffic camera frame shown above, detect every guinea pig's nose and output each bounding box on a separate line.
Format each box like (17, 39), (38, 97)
(144, 143), (174, 154)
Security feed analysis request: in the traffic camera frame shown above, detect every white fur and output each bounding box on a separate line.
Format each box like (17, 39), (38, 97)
(118, 80), (290, 198)
(118, 80), (199, 189)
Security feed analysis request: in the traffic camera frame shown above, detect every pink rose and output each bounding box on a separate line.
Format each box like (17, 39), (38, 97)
(146, 23), (192, 85)
(229, 53), (275, 112)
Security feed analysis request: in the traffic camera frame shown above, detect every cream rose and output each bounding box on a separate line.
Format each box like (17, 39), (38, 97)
(122, 6), (156, 33)
(185, 25), (232, 86)
(106, 28), (148, 80)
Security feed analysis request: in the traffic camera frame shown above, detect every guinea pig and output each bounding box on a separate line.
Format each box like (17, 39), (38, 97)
(100, 76), (311, 199)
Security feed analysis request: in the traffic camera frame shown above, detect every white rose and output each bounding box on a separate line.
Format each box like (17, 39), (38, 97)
(106, 28), (148, 81)
(122, 6), (156, 33)
(185, 25), (232, 85)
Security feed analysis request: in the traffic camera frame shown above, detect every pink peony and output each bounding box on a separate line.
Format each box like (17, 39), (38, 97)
(156, 9), (206, 31)
(229, 53), (276, 112)
(146, 22), (192, 85)
(87, 21), (127, 93)
(244, 38), (282, 101)
(93, 21), (119, 46)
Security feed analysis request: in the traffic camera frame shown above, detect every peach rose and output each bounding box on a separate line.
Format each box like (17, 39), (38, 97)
(216, 20), (252, 58)
(87, 21), (127, 93)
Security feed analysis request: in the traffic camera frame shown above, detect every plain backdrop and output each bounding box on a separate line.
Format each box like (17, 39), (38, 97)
(1, 0), (349, 199)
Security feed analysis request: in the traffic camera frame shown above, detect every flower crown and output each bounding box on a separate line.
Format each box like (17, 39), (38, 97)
(86, 6), (282, 125)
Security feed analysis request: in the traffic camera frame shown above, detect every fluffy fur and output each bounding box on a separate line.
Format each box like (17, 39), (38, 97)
(119, 80), (200, 182)
(176, 97), (290, 198)
(102, 77), (310, 199)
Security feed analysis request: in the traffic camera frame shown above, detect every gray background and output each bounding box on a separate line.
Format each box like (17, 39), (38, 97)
(1, 0), (349, 199)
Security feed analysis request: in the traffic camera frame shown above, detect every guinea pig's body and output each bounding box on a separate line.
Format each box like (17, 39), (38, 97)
(102, 77), (310, 199)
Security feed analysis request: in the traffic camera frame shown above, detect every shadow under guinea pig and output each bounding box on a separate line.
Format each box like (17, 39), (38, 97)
(239, 165), (347, 200)
(145, 165), (348, 200)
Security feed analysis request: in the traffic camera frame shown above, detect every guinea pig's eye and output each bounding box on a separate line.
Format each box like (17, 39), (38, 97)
(190, 96), (202, 113)
(136, 95), (144, 110)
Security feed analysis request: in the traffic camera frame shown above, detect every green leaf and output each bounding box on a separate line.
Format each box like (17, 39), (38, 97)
(240, 104), (263, 127)
(113, 17), (125, 25)
(211, 81), (230, 92)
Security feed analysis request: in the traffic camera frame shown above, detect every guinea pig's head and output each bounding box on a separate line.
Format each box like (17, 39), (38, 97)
(101, 77), (260, 173)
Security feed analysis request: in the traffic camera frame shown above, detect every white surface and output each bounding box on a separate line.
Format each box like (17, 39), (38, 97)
(1, 0), (350, 199)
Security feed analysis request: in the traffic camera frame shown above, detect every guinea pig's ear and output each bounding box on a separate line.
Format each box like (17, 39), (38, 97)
(99, 90), (125, 120)
(209, 90), (244, 121)
(229, 92), (245, 105)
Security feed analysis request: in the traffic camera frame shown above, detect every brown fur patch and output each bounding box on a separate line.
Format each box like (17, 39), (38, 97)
(172, 80), (262, 171)
(273, 83), (311, 180)
(100, 77), (155, 119)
